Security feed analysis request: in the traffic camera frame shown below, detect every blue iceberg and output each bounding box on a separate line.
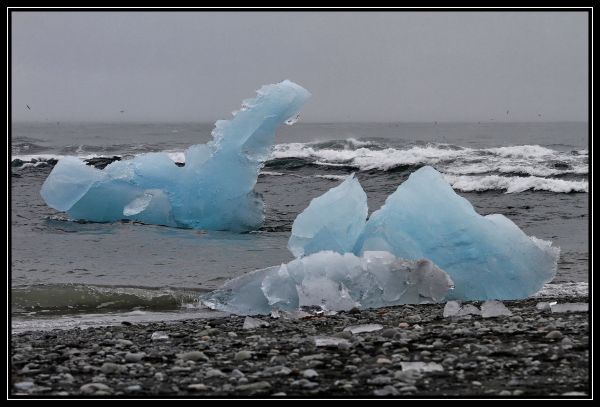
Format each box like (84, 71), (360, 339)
(40, 80), (311, 231)
(288, 174), (367, 257)
(201, 251), (454, 315)
(287, 166), (559, 300)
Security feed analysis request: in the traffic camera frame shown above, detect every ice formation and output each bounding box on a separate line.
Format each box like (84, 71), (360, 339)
(354, 166), (559, 300)
(201, 251), (454, 315)
(442, 301), (481, 318)
(480, 301), (513, 318)
(343, 324), (383, 334)
(40, 80), (311, 231)
(314, 337), (351, 348)
(288, 165), (559, 300)
(536, 302), (588, 313)
(288, 174), (367, 257)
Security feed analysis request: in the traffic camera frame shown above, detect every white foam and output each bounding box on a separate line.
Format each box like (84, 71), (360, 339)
(270, 142), (588, 179)
(443, 174), (588, 193)
(485, 145), (557, 158)
(444, 162), (588, 177)
(13, 154), (71, 162)
(314, 174), (348, 181)
(346, 137), (378, 147)
(259, 171), (285, 176)
(13, 141), (589, 195)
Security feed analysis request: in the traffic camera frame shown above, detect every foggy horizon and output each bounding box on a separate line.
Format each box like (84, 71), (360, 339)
(11, 118), (589, 125)
(12, 12), (588, 123)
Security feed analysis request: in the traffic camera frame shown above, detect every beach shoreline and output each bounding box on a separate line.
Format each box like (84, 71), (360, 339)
(10, 295), (589, 397)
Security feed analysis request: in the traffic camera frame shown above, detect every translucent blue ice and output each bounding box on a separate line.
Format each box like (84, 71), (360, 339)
(354, 166), (559, 300)
(288, 174), (368, 257)
(40, 80), (311, 230)
(201, 251), (454, 315)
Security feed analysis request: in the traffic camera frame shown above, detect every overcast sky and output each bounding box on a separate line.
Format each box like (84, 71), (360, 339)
(12, 11), (588, 122)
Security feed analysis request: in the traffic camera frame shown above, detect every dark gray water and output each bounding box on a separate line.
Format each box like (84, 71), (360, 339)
(11, 122), (589, 330)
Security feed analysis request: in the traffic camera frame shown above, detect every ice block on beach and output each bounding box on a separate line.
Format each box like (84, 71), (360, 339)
(201, 251), (454, 315)
(286, 165), (559, 301)
(354, 166), (559, 300)
(40, 80), (311, 231)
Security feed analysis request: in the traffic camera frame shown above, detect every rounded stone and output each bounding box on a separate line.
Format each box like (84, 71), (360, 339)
(234, 350), (252, 361)
(545, 330), (563, 340)
(302, 369), (319, 378)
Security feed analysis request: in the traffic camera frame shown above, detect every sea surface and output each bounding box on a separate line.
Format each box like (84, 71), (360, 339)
(11, 122), (589, 332)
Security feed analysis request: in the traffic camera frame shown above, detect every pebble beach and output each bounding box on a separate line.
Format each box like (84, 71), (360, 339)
(11, 295), (589, 398)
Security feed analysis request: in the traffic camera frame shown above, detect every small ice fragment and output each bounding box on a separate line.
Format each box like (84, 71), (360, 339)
(550, 303), (588, 313)
(151, 331), (169, 341)
(457, 304), (481, 316)
(400, 362), (444, 373)
(480, 300), (512, 318)
(343, 324), (383, 334)
(443, 301), (480, 317)
(273, 310), (312, 320)
(314, 337), (351, 347)
(536, 302), (552, 312)
(242, 316), (270, 330)
(443, 301), (461, 317)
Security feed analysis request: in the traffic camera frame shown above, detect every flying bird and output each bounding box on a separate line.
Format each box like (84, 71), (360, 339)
(120, 110), (125, 113)
(26, 105), (31, 110)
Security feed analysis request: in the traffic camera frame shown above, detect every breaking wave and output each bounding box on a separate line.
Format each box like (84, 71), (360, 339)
(12, 139), (588, 193)
(12, 284), (205, 315)
(443, 174), (589, 193)
(270, 142), (588, 176)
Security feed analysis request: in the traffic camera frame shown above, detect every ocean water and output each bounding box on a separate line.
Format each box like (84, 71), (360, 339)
(10, 122), (589, 331)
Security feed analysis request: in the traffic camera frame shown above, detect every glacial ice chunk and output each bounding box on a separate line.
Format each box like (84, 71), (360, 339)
(242, 316), (270, 330)
(534, 300), (587, 313)
(288, 174), (367, 257)
(151, 331), (169, 341)
(314, 337), (351, 347)
(443, 301), (481, 318)
(343, 324), (383, 334)
(480, 300), (512, 318)
(201, 251), (454, 315)
(353, 166), (559, 300)
(40, 80), (311, 231)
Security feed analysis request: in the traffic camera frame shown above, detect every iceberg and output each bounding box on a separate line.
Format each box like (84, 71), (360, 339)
(287, 165), (559, 300)
(40, 80), (311, 231)
(354, 166), (559, 300)
(201, 251), (454, 315)
(288, 174), (368, 257)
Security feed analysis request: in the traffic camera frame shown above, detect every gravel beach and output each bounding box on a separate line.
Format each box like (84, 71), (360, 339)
(10, 296), (589, 398)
